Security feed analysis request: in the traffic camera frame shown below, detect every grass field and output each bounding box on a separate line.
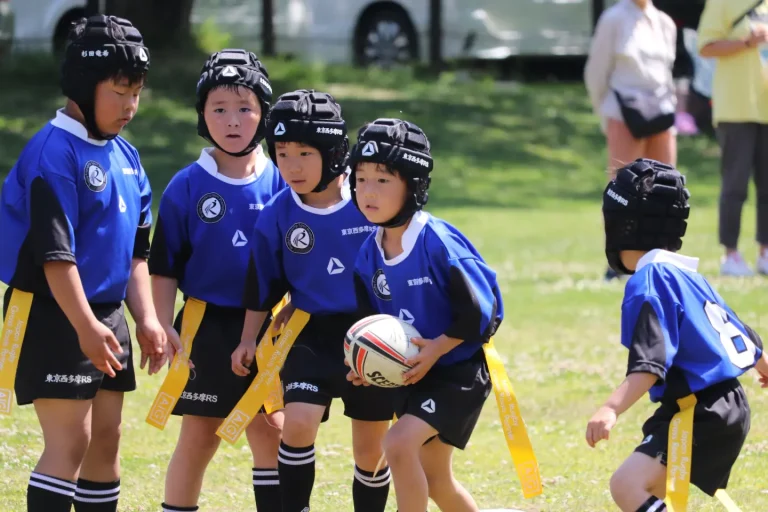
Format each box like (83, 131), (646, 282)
(1, 55), (767, 512)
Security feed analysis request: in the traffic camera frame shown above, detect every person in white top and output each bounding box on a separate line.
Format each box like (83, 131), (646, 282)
(585, 0), (678, 180)
(585, 0), (678, 280)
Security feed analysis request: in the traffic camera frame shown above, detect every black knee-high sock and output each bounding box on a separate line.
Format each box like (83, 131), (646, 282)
(636, 496), (667, 512)
(352, 465), (390, 512)
(27, 472), (76, 512)
(253, 467), (281, 511)
(277, 442), (315, 512)
(73, 479), (120, 512)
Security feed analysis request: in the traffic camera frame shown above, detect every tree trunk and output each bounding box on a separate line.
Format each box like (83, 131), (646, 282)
(105, 0), (195, 49)
(262, 0), (275, 57)
(429, 0), (442, 72)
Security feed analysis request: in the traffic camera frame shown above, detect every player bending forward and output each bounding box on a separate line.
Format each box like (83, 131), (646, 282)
(348, 119), (504, 512)
(586, 158), (768, 512)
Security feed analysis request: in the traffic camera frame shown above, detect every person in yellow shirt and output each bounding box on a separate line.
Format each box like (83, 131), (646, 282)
(698, 0), (768, 276)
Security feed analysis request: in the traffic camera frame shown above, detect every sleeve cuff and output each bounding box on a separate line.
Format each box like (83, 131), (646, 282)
(133, 224), (151, 259)
(626, 361), (666, 382)
(40, 251), (77, 264)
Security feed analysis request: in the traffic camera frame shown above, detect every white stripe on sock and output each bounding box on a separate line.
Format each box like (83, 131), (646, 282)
(278, 454), (315, 465)
(647, 500), (665, 512)
(28, 480), (76, 497)
(30, 472), (77, 490)
(252, 470), (279, 477)
(252, 479), (280, 486)
(354, 467), (391, 487)
(75, 486), (120, 495)
(74, 494), (118, 503)
(278, 446), (315, 458)
(355, 467), (391, 482)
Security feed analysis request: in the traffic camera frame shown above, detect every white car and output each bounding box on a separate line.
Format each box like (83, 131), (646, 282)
(11, 0), (101, 53)
(192, 0), (617, 67)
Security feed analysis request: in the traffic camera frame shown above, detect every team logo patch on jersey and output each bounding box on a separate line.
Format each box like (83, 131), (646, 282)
(285, 222), (314, 254)
(84, 161), (107, 192)
(197, 192), (226, 223)
(372, 269), (391, 301)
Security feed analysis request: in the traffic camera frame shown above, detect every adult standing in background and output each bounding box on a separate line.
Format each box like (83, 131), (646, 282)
(698, 0), (768, 276)
(585, 0), (678, 279)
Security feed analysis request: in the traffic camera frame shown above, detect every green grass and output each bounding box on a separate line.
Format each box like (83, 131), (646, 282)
(1, 55), (767, 511)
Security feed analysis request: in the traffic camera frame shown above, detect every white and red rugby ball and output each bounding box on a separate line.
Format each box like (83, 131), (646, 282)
(344, 314), (421, 388)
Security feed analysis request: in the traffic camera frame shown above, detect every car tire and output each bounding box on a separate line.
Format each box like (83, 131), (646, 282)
(354, 7), (418, 68)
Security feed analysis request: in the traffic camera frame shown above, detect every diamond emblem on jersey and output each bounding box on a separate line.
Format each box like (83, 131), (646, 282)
(421, 399), (435, 414)
(118, 195), (127, 213)
(327, 257), (345, 275)
(232, 230), (248, 247)
(398, 309), (414, 325)
(372, 269), (391, 301)
(197, 192), (226, 223)
(361, 141), (378, 156)
(274, 122), (286, 136)
(83, 160), (107, 192)
(285, 222), (314, 254)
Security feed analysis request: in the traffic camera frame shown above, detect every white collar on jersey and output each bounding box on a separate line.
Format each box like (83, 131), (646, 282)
(290, 172), (352, 215)
(636, 249), (699, 273)
(375, 210), (429, 266)
(50, 109), (109, 147)
(196, 146), (268, 185)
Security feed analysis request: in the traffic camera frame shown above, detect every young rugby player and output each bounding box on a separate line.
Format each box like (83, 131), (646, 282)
(231, 90), (395, 512)
(148, 49), (286, 512)
(347, 118), (503, 512)
(0, 15), (165, 512)
(586, 158), (768, 512)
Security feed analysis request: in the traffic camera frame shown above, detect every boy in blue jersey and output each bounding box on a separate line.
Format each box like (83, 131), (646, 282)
(586, 159), (768, 512)
(231, 90), (395, 512)
(0, 16), (166, 512)
(148, 49), (285, 512)
(347, 119), (503, 512)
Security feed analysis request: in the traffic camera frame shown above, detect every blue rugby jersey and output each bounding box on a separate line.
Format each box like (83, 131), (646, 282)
(621, 250), (764, 402)
(148, 147), (285, 307)
(354, 211), (504, 366)
(0, 110), (152, 303)
(243, 180), (376, 315)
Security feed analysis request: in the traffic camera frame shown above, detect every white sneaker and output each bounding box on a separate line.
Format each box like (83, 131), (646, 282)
(720, 252), (755, 277)
(757, 253), (768, 275)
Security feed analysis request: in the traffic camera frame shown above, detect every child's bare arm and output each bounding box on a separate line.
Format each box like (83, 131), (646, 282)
(586, 372), (658, 447)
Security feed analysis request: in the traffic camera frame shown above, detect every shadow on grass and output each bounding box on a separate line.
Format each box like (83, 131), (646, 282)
(0, 53), (723, 210)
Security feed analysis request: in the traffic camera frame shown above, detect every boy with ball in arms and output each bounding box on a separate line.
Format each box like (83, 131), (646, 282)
(0, 15), (165, 512)
(586, 159), (768, 512)
(148, 49), (286, 512)
(232, 90), (396, 512)
(348, 119), (504, 512)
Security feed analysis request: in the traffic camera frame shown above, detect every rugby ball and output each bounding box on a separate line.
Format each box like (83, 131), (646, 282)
(344, 314), (421, 388)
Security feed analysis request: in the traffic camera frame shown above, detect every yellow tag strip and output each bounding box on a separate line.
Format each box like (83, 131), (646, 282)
(0, 290), (33, 415)
(715, 489), (742, 512)
(665, 394), (697, 511)
(257, 296), (290, 414)
(217, 309), (310, 444)
(146, 298), (206, 430)
(483, 338), (543, 499)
